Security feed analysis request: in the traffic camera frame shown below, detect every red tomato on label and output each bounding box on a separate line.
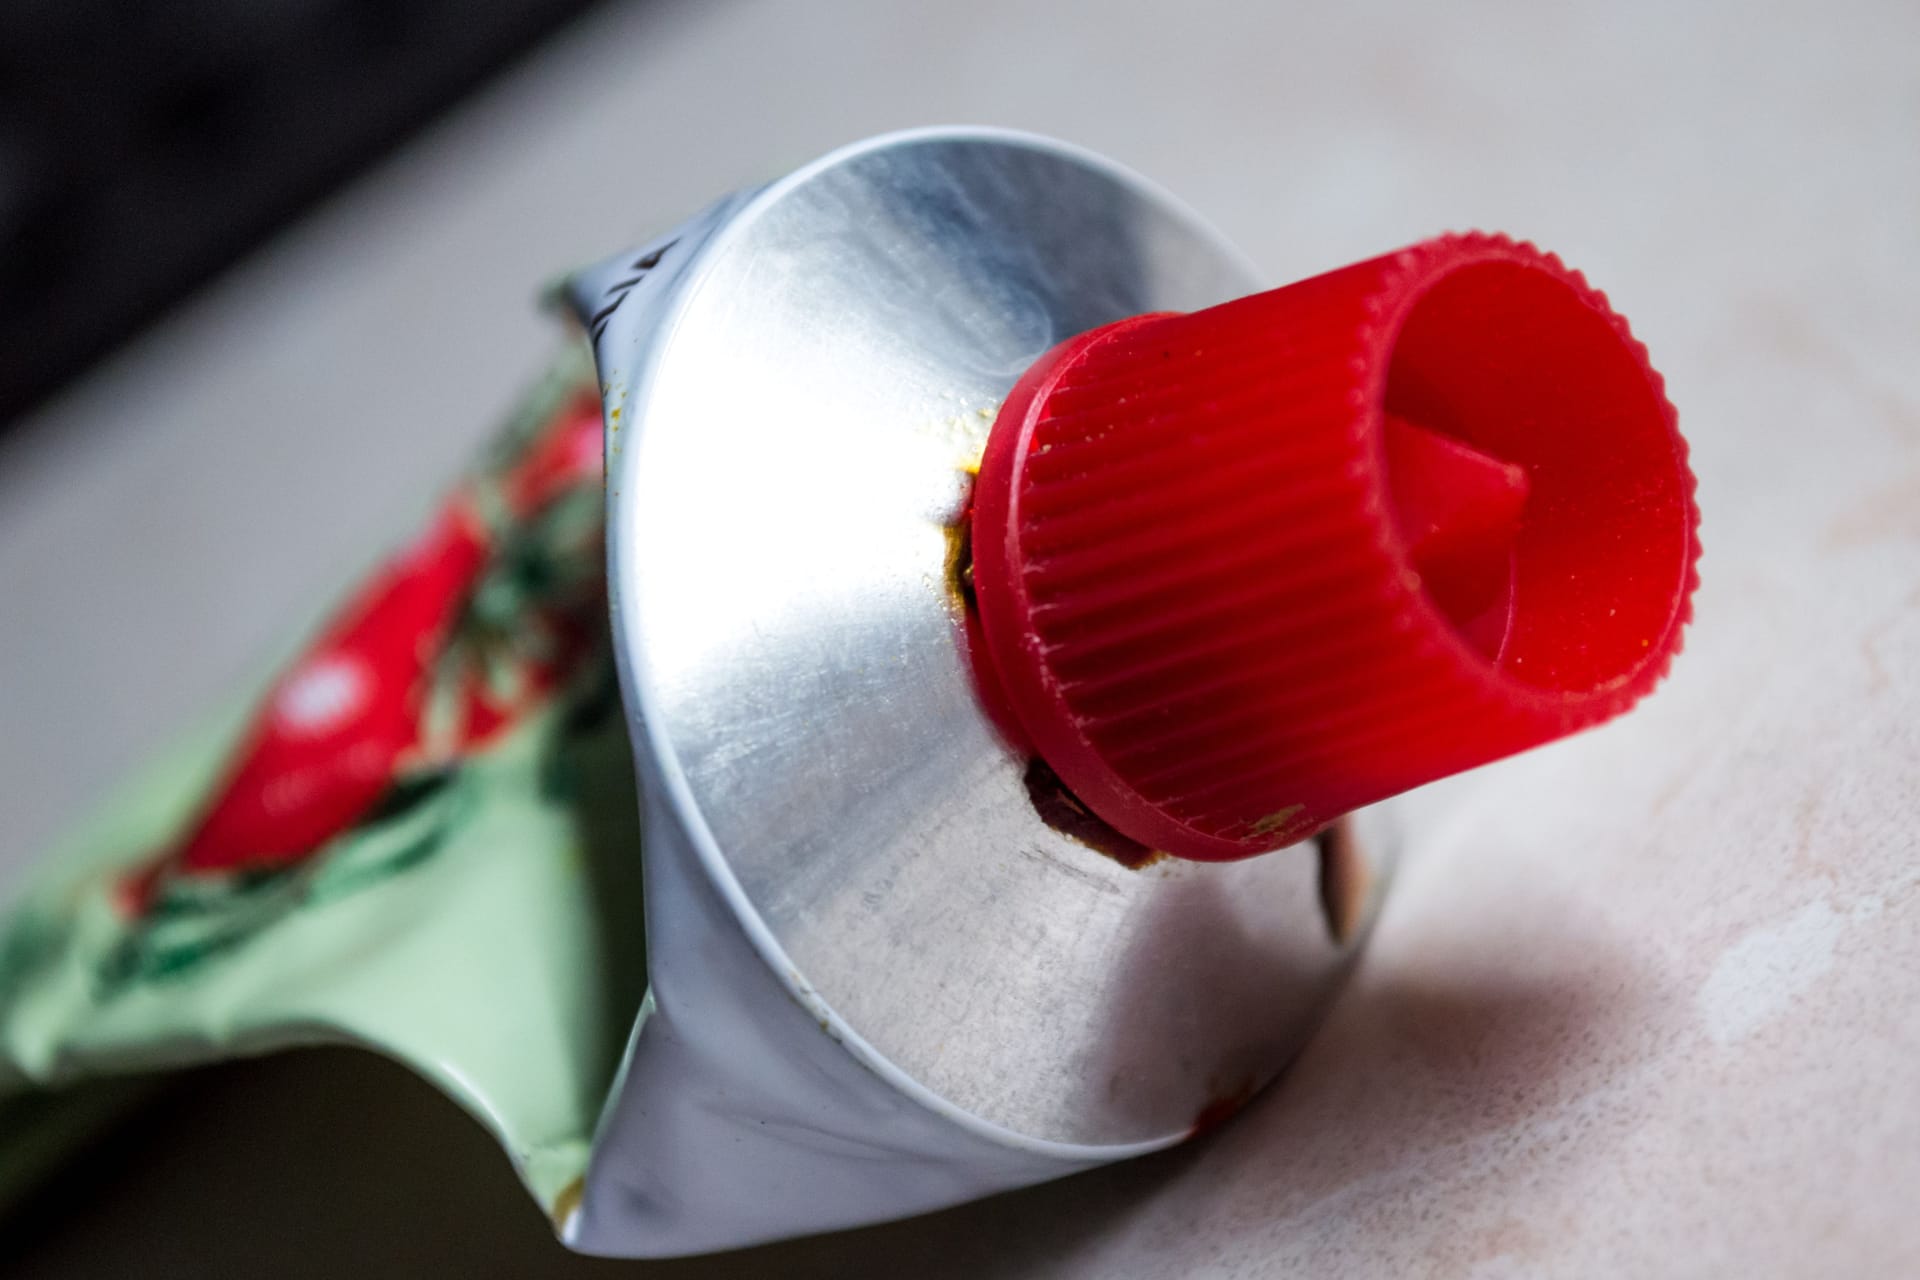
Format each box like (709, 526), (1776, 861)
(173, 498), (491, 878)
(119, 387), (609, 916)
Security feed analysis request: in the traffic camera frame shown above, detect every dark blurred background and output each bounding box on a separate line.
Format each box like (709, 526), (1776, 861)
(0, 0), (613, 429)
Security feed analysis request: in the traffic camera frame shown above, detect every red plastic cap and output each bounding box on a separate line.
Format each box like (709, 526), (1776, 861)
(969, 233), (1701, 862)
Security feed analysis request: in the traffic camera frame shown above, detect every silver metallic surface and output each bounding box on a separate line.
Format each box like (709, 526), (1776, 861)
(597, 130), (1394, 1148)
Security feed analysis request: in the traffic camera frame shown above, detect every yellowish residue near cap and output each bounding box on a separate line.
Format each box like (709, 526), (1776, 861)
(549, 1174), (586, 1230)
(1249, 805), (1305, 838)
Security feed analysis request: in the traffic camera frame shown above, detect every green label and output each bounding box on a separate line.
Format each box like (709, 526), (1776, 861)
(0, 343), (646, 1218)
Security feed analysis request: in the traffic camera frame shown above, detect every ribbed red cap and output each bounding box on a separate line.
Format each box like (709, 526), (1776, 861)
(969, 233), (1700, 862)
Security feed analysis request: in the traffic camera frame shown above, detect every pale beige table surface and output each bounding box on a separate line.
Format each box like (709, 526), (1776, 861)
(4, 0), (1916, 1274)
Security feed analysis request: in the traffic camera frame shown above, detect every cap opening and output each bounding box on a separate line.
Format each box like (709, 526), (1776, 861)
(1382, 250), (1694, 702)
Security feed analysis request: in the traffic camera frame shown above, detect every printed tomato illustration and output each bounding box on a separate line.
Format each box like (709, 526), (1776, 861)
(119, 386), (608, 916)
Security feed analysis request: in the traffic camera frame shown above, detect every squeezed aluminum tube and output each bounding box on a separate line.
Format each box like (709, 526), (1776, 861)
(560, 127), (1396, 1257)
